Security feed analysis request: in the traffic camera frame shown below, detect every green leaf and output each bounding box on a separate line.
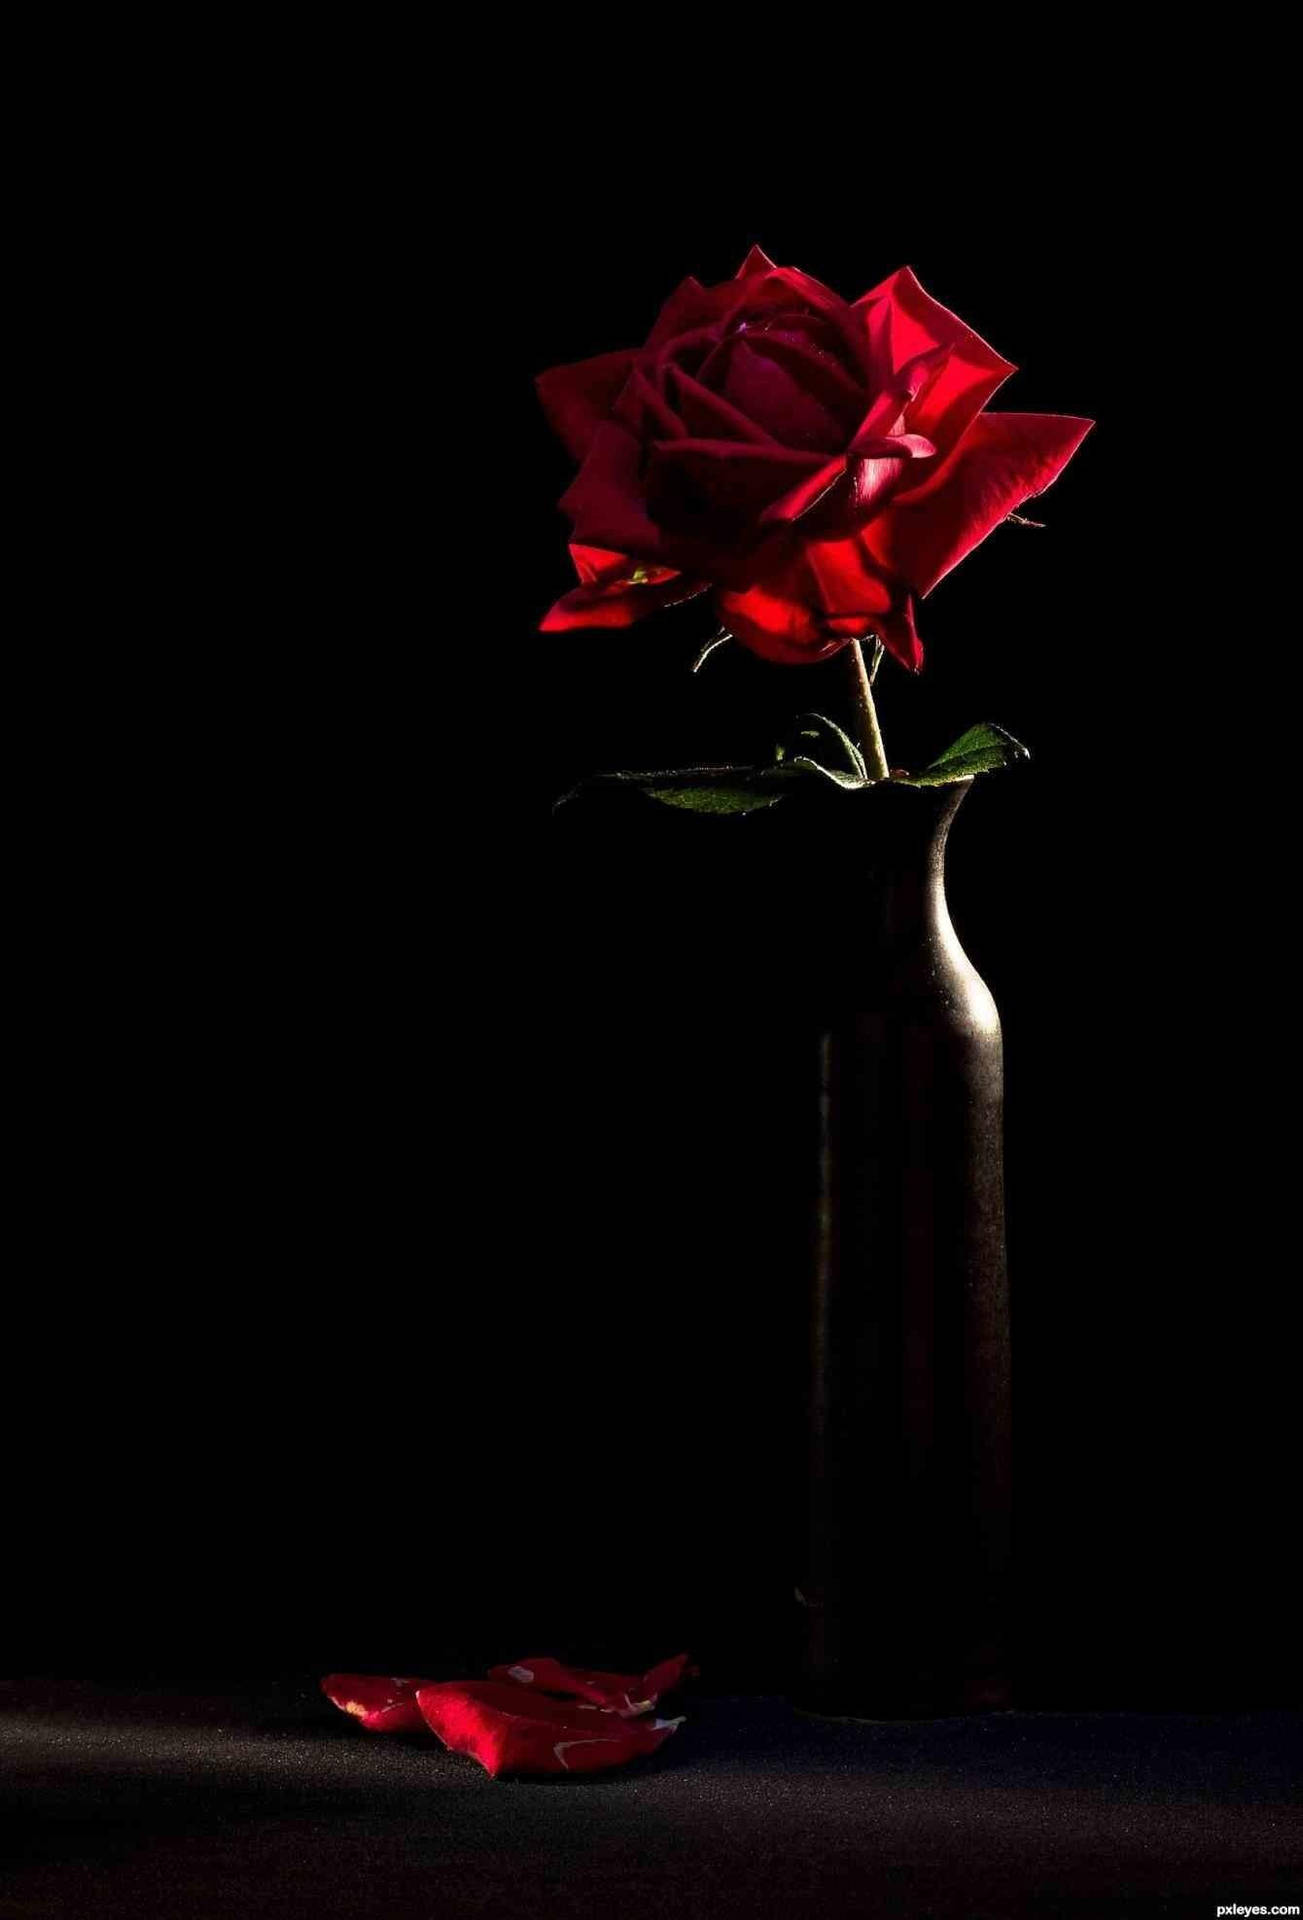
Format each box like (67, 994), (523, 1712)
(553, 721), (1030, 817)
(791, 712), (868, 779)
(553, 763), (796, 817)
(786, 755), (870, 792)
(643, 781), (786, 815)
(897, 722), (1030, 787)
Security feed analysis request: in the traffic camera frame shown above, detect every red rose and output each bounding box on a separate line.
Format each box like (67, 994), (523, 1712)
(537, 247), (1092, 669)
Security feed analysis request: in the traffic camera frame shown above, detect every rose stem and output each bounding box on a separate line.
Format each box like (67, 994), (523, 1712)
(847, 637), (890, 780)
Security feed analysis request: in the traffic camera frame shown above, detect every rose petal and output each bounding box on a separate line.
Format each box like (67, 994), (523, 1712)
(734, 244), (777, 279)
(560, 424), (751, 585)
(766, 434), (934, 541)
(541, 565), (707, 632)
(855, 268), (1015, 458)
(876, 592), (923, 672)
(646, 438), (830, 540)
(646, 276), (736, 349)
(552, 544), (705, 623)
(791, 592), (920, 670)
(845, 454), (913, 523)
(852, 344), (954, 444)
(753, 267), (877, 385)
(864, 412), (1094, 596)
(664, 364), (780, 444)
(802, 532), (893, 619)
(725, 329), (866, 435)
(710, 272), (874, 393)
(323, 1655), (693, 1776)
(801, 536), (923, 670)
(536, 350), (637, 463)
(839, 435), (938, 525)
(717, 532), (921, 670)
(560, 420), (668, 558)
(850, 434), (936, 464)
(320, 1673), (432, 1734)
(760, 265), (857, 330)
(484, 1652), (692, 1715)
(705, 336), (850, 453)
(758, 457), (848, 527)
(652, 322), (726, 382)
(567, 543), (640, 585)
(613, 365), (685, 441)
(638, 1653), (694, 1705)
(416, 1680), (682, 1777)
(715, 556), (841, 665)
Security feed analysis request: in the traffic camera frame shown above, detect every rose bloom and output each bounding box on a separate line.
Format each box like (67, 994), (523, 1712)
(537, 247), (1092, 669)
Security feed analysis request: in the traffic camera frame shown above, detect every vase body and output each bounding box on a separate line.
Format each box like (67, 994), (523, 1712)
(794, 778), (1012, 1717)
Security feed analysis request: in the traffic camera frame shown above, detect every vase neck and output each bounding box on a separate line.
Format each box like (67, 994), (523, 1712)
(828, 781), (969, 949)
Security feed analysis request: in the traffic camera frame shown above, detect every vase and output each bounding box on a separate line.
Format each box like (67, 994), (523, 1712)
(548, 772), (1011, 1706)
(792, 776), (1012, 1718)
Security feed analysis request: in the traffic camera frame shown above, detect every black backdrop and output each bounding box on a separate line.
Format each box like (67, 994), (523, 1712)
(13, 121), (1295, 1710)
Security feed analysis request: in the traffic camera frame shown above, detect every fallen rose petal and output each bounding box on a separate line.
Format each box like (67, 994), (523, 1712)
(416, 1680), (684, 1777)
(484, 1651), (692, 1715)
(320, 1673), (432, 1734)
(638, 1653), (695, 1704)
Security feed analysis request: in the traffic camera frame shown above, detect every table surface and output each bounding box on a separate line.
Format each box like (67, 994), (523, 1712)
(2, 1678), (1300, 1917)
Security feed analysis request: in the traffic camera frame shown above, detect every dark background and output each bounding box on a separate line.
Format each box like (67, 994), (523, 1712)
(13, 118), (1294, 1710)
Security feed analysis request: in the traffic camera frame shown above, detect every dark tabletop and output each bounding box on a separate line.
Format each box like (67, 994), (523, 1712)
(2, 1679), (1300, 1917)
